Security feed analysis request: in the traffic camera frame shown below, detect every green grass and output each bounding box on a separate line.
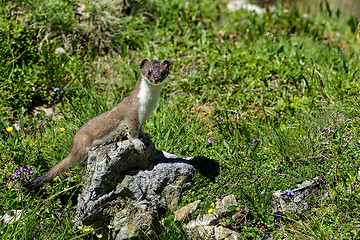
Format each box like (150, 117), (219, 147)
(1, 0), (360, 238)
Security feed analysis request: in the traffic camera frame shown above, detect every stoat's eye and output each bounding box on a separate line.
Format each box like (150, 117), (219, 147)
(147, 71), (152, 76)
(160, 71), (165, 78)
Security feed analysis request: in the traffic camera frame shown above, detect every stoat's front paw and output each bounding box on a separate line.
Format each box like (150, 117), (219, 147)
(131, 138), (146, 153)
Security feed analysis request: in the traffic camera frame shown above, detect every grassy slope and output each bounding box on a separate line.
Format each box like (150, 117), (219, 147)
(0, 0), (360, 239)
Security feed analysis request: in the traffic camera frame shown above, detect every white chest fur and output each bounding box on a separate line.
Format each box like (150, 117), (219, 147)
(137, 77), (164, 126)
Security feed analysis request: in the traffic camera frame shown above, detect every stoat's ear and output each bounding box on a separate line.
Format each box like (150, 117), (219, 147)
(139, 58), (151, 70)
(162, 60), (173, 71)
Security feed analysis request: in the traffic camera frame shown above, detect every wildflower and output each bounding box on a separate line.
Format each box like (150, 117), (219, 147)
(266, 30), (278, 41)
(107, 225), (112, 229)
(324, 192), (329, 198)
(243, 145), (246, 149)
(56, 211), (61, 216)
(97, 234), (103, 238)
(59, 128), (65, 133)
(29, 141), (35, 146)
(126, 35), (130, 39)
(284, 189), (295, 196)
(23, 166), (34, 175)
(78, 226), (83, 230)
(6, 126), (13, 132)
(13, 166), (34, 179)
(304, 205), (309, 209)
(54, 128), (59, 132)
(254, 217), (260, 223)
(13, 168), (23, 179)
(210, 203), (215, 208)
(207, 140), (214, 144)
(208, 208), (214, 214)
(53, 88), (61, 93)
(284, 156), (290, 162)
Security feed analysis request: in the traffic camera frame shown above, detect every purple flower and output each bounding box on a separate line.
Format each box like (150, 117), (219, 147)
(243, 145), (246, 149)
(23, 166), (34, 175)
(13, 168), (23, 179)
(53, 88), (61, 93)
(324, 192), (329, 198)
(254, 217), (260, 223)
(13, 166), (34, 179)
(56, 211), (61, 216)
(304, 205), (309, 209)
(207, 140), (214, 144)
(284, 189), (295, 196)
(54, 128), (59, 132)
(284, 156), (290, 162)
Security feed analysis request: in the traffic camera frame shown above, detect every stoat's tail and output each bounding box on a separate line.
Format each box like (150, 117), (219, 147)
(22, 155), (74, 191)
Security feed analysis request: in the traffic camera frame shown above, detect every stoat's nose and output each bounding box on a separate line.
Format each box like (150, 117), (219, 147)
(154, 77), (159, 82)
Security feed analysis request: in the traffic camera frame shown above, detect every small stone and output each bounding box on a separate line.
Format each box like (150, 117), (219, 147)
(214, 225), (241, 240)
(2, 210), (23, 225)
(185, 213), (218, 229)
(213, 194), (237, 217)
(183, 194), (242, 240)
(271, 176), (325, 214)
(174, 200), (201, 222)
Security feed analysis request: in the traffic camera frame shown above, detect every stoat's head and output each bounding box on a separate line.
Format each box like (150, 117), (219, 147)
(139, 58), (172, 85)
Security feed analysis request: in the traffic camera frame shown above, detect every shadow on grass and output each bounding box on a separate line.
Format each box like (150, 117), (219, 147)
(188, 156), (220, 182)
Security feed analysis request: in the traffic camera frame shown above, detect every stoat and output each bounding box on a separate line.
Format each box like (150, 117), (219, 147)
(23, 58), (172, 190)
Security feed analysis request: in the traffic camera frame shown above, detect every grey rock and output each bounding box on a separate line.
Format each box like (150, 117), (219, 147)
(213, 194), (237, 218)
(184, 195), (241, 240)
(74, 138), (196, 239)
(174, 200), (201, 222)
(271, 176), (325, 214)
(1, 210), (23, 225)
(214, 225), (241, 240)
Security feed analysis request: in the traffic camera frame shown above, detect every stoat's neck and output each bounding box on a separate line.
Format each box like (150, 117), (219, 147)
(137, 76), (164, 126)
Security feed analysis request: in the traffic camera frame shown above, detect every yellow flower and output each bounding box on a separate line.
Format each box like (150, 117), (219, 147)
(97, 234), (103, 238)
(59, 128), (65, 133)
(126, 35), (130, 39)
(78, 226), (82, 230)
(208, 208), (214, 214)
(210, 203), (215, 208)
(107, 225), (112, 229)
(29, 141), (35, 146)
(6, 126), (13, 132)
